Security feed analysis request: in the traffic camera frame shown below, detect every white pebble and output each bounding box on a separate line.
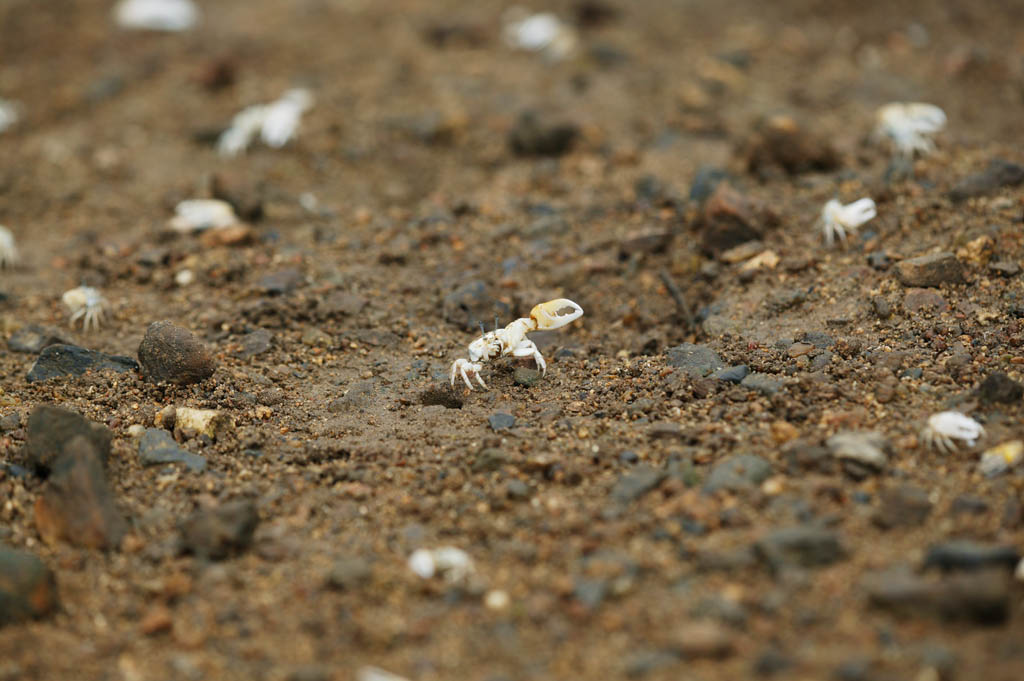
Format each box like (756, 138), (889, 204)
(484, 589), (510, 611)
(169, 199), (238, 233)
(114, 0), (197, 31)
(356, 667), (410, 681)
(0, 99), (20, 134)
(408, 546), (474, 582)
(175, 269), (195, 286)
(0, 225), (19, 268)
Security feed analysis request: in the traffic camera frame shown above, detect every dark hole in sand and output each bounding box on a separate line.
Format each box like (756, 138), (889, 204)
(419, 388), (464, 409)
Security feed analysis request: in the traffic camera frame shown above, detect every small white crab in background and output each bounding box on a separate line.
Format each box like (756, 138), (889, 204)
(875, 102), (947, 158)
(819, 198), (877, 246)
(920, 411), (985, 453)
(0, 99), (20, 134)
(451, 298), (584, 390)
(408, 547), (475, 583)
(217, 88), (314, 157)
(502, 7), (578, 61)
(113, 0), (198, 31)
(168, 199), (239, 233)
(0, 225), (19, 268)
(62, 286), (109, 331)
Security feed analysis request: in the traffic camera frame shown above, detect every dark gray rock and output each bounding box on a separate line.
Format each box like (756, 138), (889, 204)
(922, 541), (1020, 573)
(488, 412), (516, 431)
(975, 371), (1023, 404)
(7, 325), (71, 354)
(950, 495), (989, 515)
(233, 329), (273, 359)
(471, 448), (508, 473)
(27, 344), (137, 383)
(0, 546), (59, 626)
(864, 566), (1010, 625)
(25, 405), (113, 474)
(988, 260), (1020, 278)
(506, 479), (531, 501)
(895, 252), (965, 287)
(666, 343), (725, 377)
(138, 428), (207, 472)
(326, 557), (372, 590)
(873, 485), (932, 529)
(710, 365), (749, 383)
(612, 466), (667, 503)
(704, 455), (772, 493)
(508, 112), (578, 157)
(867, 252), (892, 271)
(179, 500), (259, 561)
(741, 373), (784, 396)
(0, 411), (20, 432)
(257, 268), (304, 294)
(513, 367), (542, 387)
(949, 159), (1024, 202)
(826, 431), (888, 473)
(756, 526), (845, 571)
(137, 321), (216, 385)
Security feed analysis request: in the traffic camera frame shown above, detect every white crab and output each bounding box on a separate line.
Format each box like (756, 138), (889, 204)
(450, 298), (584, 390)
(0, 225), (18, 268)
(875, 102), (947, 158)
(62, 286), (109, 331)
(217, 88), (313, 157)
(920, 411), (985, 453)
(819, 198), (877, 246)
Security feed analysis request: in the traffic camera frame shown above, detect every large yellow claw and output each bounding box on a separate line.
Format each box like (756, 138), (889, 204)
(530, 298), (584, 330)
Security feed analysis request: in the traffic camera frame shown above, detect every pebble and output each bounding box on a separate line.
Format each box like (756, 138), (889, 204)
(34, 436), (127, 549)
(948, 159), (1024, 202)
(471, 448), (508, 473)
(988, 259), (1020, 277)
(710, 365), (748, 383)
(922, 541), (1020, 573)
(866, 251), (892, 270)
(903, 288), (948, 312)
(0, 546), (59, 626)
(174, 407), (234, 441)
(671, 621), (735, 659)
(326, 557), (373, 590)
(506, 479), (531, 501)
(301, 327), (333, 347)
(507, 111), (578, 157)
(740, 373), (784, 396)
(755, 526), (846, 572)
(257, 268), (304, 295)
(873, 485), (932, 529)
(0, 411), (20, 432)
(647, 422), (683, 440)
(950, 495), (989, 515)
(665, 343), (725, 377)
(233, 329), (273, 359)
(513, 367), (542, 387)
(328, 380), (378, 412)
(138, 320), (217, 385)
(699, 183), (766, 255)
(703, 454), (772, 493)
(25, 405), (113, 473)
(6, 324), (71, 354)
(742, 114), (840, 177)
(974, 371), (1023, 404)
(864, 566), (1009, 625)
(318, 290), (367, 318)
(27, 344), (138, 383)
(138, 428), (207, 472)
(826, 431), (888, 473)
(488, 412), (516, 431)
(179, 500), (259, 561)
(408, 546), (474, 582)
(611, 466), (667, 503)
(895, 252), (965, 287)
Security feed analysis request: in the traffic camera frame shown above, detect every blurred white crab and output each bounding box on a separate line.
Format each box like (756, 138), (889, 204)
(0, 225), (18, 268)
(450, 298), (583, 390)
(502, 7), (578, 61)
(62, 286), (109, 331)
(920, 411), (984, 453)
(408, 546), (475, 583)
(875, 102), (946, 158)
(819, 198), (877, 246)
(217, 88), (314, 157)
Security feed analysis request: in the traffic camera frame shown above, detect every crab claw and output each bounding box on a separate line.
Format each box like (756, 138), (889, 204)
(530, 298), (584, 330)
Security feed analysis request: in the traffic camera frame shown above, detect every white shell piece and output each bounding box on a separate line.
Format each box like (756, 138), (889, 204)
(408, 546), (474, 583)
(875, 102), (946, 158)
(114, 0), (197, 31)
(169, 199), (239, 233)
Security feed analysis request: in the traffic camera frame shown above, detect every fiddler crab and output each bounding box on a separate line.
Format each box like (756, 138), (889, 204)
(819, 198), (877, 247)
(450, 298), (583, 390)
(920, 411), (984, 453)
(62, 285), (109, 331)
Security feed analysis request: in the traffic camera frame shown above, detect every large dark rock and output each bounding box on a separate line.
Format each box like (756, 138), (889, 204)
(27, 344), (138, 382)
(864, 566), (1010, 625)
(24, 405), (113, 474)
(34, 436), (127, 550)
(698, 183), (767, 256)
(666, 343), (725, 377)
(0, 546), (59, 626)
(508, 112), (579, 157)
(756, 526), (846, 572)
(137, 320), (216, 385)
(180, 500), (259, 560)
(873, 484), (932, 529)
(949, 159), (1024, 202)
(138, 428), (207, 472)
(895, 253), (965, 287)
(922, 541), (1020, 573)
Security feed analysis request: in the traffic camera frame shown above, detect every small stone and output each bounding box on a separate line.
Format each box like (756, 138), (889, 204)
(327, 380), (378, 412)
(704, 454), (772, 493)
(895, 253), (965, 287)
(513, 367), (542, 387)
(138, 321), (216, 385)
(319, 290), (367, 318)
(710, 365), (748, 383)
(7, 325), (71, 354)
(209, 172), (262, 221)
(864, 566), (1010, 625)
(950, 495), (989, 516)
(488, 412), (516, 431)
(611, 466), (667, 503)
(922, 541), (1020, 573)
(301, 327), (333, 347)
(742, 114), (840, 176)
(666, 343), (724, 377)
(787, 342), (815, 358)
(672, 621), (735, 659)
(755, 526), (845, 572)
(179, 500), (259, 561)
(508, 112), (578, 157)
(139, 604), (173, 635)
(0, 412), (20, 432)
(138, 428), (207, 472)
(765, 288), (806, 312)
(974, 371), (1023, 404)
(903, 288), (948, 312)
(199, 224), (254, 247)
(719, 240), (764, 264)
(0, 546), (59, 626)
(826, 431), (888, 472)
(740, 373), (784, 396)
(25, 405), (113, 474)
(506, 479), (531, 501)
(257, 269), (304, 295)
(27, 344), (138, 383)
(34, 436), (127, 550)
(233, 329), (273, 359)
(471, 448), (508, 473)
(988, 260), (1020, 277)
(155, 405), (177, 430)
(873, 485), (932, 529)
(326, 557), (373, 590)
(699, 183), (766, 256)
(648, 422), (683, 440)
(174, 408), (234, 441)
(949, 159), (1024, 202)
(866, 251), (892, 271)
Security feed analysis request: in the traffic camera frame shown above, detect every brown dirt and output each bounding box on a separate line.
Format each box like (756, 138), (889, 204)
(2, 1), (1024, 680)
